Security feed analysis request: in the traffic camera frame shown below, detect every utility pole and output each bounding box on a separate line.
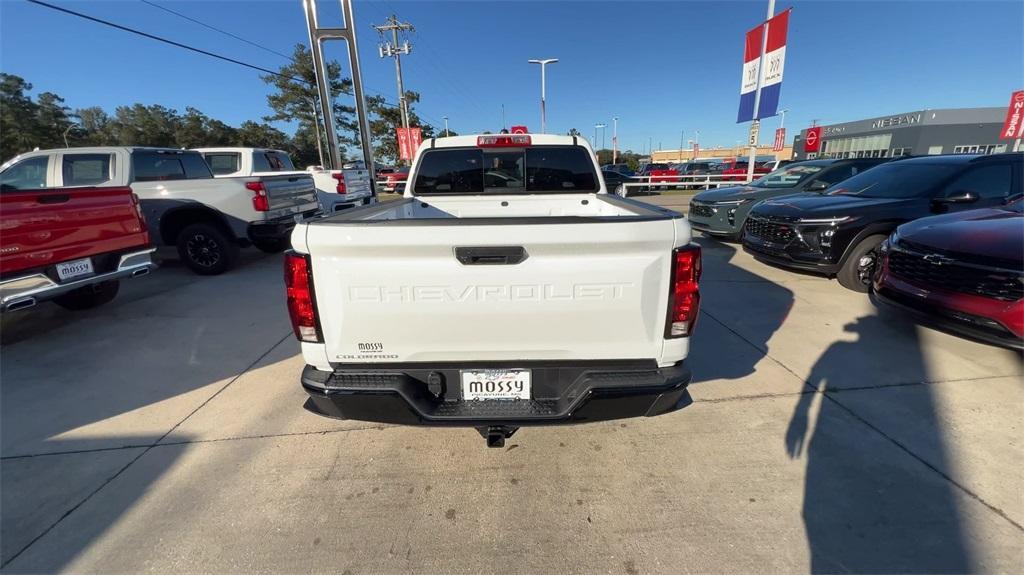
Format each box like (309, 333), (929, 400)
(374, 14), (414, 162)
(612, 117), (619, 164)
(443, 116), (449, 137)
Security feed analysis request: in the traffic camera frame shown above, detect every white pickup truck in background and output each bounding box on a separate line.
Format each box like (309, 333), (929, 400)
(3, 147), (320, 275)
(286, 134), (701, 447)
(195, 147), (373, 213)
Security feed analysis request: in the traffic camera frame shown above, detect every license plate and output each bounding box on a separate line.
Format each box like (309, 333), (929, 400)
(461, 369), (531, 401)
(55, 258), (94, 281)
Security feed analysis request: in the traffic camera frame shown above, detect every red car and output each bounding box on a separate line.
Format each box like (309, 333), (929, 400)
(0, 173), (156, 312)
(720, 159), (772, 182)
(638, 163), (680, 189)
(871, 200), (1023, 349)
(382, 166), (410, 193)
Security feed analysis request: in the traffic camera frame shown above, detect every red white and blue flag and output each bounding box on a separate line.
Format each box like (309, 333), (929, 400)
(737, 9), (790, 123)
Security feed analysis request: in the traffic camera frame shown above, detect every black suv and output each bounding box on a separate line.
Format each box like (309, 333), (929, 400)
(742, 153), (1023, 291)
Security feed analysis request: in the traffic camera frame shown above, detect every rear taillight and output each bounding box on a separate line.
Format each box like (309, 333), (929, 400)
(245, 181), (270, 212)
(331, 173), (346, 194)
(666, 245), (702, 338)
(477, 134), (531, 147)
(284, 252), (322, 343)
(130, 192), (148, 240)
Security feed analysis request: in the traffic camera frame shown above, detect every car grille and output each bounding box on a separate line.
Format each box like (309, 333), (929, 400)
(690, 202), (714, 218)
(888, 249), (1023, 302)
(745, 216), (796, 244)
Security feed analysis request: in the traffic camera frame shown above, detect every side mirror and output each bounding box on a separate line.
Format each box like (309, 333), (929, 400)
(806, 181), (829, 192)
(937, 190), (979, 204)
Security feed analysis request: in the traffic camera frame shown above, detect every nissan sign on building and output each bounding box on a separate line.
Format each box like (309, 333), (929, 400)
(793, 107), (1012, 160)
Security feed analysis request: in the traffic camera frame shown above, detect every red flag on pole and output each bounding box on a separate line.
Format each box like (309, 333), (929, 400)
(773, 128), (786, 152)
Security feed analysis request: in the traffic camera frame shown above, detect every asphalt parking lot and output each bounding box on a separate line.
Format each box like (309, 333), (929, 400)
(2, 196), (1022, 574)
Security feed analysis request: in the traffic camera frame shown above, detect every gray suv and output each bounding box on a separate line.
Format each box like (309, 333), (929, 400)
(688, 158), (889, 240)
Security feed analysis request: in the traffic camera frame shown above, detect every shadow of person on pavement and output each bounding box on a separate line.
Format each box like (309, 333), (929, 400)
(786, 315), (972, 572)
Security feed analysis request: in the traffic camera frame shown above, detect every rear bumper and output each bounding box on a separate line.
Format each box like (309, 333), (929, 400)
(0, 248), (156, 312)
(301, 361), (693, 427)
(247, 210), (320, 241)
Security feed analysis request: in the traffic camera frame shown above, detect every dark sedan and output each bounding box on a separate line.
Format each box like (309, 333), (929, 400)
(602, 170), (638, 195)
(742, 153), (1023, 291)
(688, 158), (887, 240)
(871, 200), (1023, 349)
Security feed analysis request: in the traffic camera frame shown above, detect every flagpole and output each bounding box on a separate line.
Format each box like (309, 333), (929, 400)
(747, 0), (775, 183)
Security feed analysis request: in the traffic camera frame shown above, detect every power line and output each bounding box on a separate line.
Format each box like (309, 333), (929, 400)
(26, 0), (308, 86)
(138, 0), (294, 62)
(28, 0), (446, 129)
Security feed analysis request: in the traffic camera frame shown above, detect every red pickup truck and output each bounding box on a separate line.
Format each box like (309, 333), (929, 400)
(720, 160), (772, 182)
(0, 174), (156, 312)
(638, 163), (681, 189)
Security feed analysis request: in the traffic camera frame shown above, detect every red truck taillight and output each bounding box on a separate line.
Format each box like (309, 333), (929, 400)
(666, 245), (702, 338)
(245, 181), (270, 212)
(284, 252), (322, 343)
(477, 134), (531, 147)
(331, 173), (347, 194)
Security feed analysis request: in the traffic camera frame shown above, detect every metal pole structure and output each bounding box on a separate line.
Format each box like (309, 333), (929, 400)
(63, 124), (74, 148)
(528, 59), (558, 133)
(302, 0), (375, 176)
(747, 0), (776, 183)
(307, 98), (325, 167)
(678, 129), (684, 163)
(594, 124), (606, 151)
(694, 130), (700, 159)
(442, 116), (449, 137)
(612, 117), (618, 164)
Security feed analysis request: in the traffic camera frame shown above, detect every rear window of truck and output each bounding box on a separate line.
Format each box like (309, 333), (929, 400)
(133, 151), (212, 181)
(204, 153), (240, 175)
(253, 152), (296, 172)
(413, 146), (598, 195)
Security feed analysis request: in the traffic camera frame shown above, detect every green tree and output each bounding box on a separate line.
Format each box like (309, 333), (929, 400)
(35, 92), (77, 148)
(235, 121), (290, 150)
(175, 107), (211, 149)
(106, 104), (180, 147)
(366, 91), (434, 164)
(261, 44), (359, 165)
(1, 73), (41, 159)
(76, 106), (114, 146)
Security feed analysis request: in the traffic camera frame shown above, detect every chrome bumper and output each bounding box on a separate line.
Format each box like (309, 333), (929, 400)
(0, 248), (157, 312)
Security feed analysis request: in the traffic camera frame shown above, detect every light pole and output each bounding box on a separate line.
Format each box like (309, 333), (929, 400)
(694, 130), (700, 159)
(443, 115), (449, 137)
(528, 58), (558, 133)
(62, 124), (74, 148)
(305, 97), (325, 168)
(612, 117), (619, 164)
(594, 123), (606, 150)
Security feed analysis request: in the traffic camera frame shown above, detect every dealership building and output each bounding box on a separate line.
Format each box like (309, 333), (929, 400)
(793, 107), (1012, 161)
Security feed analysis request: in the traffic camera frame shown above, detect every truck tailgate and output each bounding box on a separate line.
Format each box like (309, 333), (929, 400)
(305, 219), (681, 363)
(259, 174), (319, 215)
(0, 186), (148, 276)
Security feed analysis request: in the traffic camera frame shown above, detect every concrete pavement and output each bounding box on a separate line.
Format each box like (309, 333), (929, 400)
(1, 217), (1022, 573)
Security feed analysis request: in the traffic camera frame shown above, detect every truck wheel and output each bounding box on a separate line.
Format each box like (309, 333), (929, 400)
(837, 234), (887, 293)
(53, 280), (120, 311)
(176, 223), (239, 275)
(253, 237), (290, 253)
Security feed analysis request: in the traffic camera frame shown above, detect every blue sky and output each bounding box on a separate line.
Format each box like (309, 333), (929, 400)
(2, 0), (1022, 154)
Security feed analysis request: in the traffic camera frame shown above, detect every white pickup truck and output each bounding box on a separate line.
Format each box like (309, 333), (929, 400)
(2, 147), (320, 275)
(195, 147), (374, 213)
(286, 134), (700, 447)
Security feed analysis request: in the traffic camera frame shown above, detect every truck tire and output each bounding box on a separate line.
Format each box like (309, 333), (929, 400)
(53, 280), (120, 310)
(176, 222), (239, 275)
(252, 237), (290, 253)
(837, 234), (887, 293)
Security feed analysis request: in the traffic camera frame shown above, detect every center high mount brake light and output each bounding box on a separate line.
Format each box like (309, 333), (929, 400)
(477, 135), (531, 148)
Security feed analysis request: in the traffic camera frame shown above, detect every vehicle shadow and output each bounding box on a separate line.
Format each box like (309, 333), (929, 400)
(0, 250), (294, 569)
(687, 237), (795, 384)
(786, 314), (973, 572)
